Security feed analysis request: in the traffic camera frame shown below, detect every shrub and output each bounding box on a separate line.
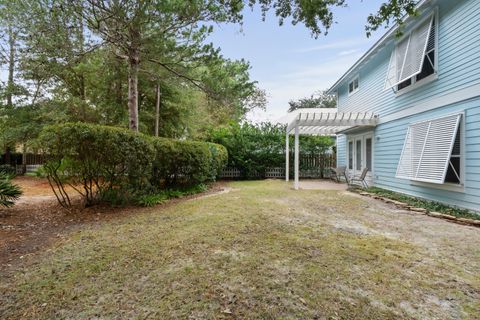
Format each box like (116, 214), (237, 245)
(0, 173), (22, 207)
(38, 123), (155, 207)
(0, 164), (16, 178)
(37, 123), (227, 207)
(150, 137), (227, 187)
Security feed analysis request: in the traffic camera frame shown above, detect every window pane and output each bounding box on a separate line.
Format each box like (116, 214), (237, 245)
(397, 78), (412, 90)
(349, 82), (353, 93)
(354, 78), (358, 89)
(366, 138), (372, 171)
(348, 141), (353, 170)
(356, 140), (362, 171)
(445, 157), (460, 184)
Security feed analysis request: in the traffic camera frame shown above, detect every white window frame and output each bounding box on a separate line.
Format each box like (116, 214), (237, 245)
(396, 112), (464, 189)
(384, 9), (439, 94)
(348, 75), (359, 96)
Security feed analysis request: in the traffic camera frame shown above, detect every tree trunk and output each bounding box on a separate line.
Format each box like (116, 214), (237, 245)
(154, 83), (161, 137)
(21, 143), (27, 175)
(7, 25), (15, 108)
(127, 54), (139, 131)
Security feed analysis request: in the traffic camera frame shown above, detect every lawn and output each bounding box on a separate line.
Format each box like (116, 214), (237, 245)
(1, 180), (479, 319)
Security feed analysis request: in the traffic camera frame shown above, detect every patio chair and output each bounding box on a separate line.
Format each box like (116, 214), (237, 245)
(330, 165), (348, 183)
(348, 167), (369, 188)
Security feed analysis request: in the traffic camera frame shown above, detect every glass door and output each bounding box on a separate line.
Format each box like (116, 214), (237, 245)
(347, 133), (373, 177)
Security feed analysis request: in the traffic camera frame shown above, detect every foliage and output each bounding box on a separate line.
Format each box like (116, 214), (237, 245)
(150, 137), (227, 187)
(0, 172), (22, 207)
(135, 184), (208, 207)
(38, 123), (155, 207)
(208, 122), (334, 178)
(365, 187), (480, 221)
(288, 90), (336, 112)
(0, 164), (16, 177)
(37, 123), (226, 207)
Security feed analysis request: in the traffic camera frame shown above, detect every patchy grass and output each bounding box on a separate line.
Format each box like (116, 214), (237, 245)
(365, 186), (480, 221)
(1, 180), (479, 319)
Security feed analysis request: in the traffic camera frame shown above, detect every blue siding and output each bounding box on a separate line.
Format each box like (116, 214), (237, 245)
(374, 98), (480, 211)
(332, 0), (480, 211)
(337, 0), (480, 117)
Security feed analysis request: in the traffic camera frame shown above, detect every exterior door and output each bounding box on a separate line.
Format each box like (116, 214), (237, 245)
(347, 133), (373, 178)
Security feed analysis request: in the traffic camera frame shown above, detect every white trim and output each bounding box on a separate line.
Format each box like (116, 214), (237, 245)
(379, 83), (480, 124)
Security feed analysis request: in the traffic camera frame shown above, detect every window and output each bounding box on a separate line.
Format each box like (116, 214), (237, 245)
(356, 140), (362, 170)
(348, 141), (353, 170)
(384, 14), (436, 92)
(396, 113), (462, 185)
(348, 77), (359, 95)
(366, 138), (372, 171)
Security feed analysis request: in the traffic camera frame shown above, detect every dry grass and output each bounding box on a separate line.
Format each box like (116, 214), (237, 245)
(1, 180), (479, 319)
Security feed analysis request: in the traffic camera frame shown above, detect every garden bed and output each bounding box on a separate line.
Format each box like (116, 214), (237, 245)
(351, 186), (480, 226)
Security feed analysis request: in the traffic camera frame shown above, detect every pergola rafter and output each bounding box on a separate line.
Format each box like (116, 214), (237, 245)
(284, 108), (379, 189)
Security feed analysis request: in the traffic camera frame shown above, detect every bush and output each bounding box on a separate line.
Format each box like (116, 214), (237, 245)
(0, 173), (22, 207)
(0, 164), (16, 178)
(37, 123), (227, 207)
(150, 137), (227, 187)
(38, 123), (155, 207)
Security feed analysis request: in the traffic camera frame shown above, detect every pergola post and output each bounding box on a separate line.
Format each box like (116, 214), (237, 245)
(294, 124), (299, 190)
(285, 131), (289, 181)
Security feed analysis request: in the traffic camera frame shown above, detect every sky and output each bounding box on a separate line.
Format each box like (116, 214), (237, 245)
(206, 1), (387, 122)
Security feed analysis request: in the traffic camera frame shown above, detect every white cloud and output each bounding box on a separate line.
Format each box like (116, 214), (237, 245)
(293, 38), (365, 54)
(247, 53), (363, 123)
(338, 49), (360, 56)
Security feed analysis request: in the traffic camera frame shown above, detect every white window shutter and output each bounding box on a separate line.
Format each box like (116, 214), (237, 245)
(384, 50), (397, 90)
(396, 121), (430, 179)
(415, 114), (461, 183)
(384, 14), (434, 90)
(396, 114), (462, 184)
(399, 15), (434, 83)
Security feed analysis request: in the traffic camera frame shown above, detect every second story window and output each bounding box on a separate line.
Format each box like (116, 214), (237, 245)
(348, 76), (359, 95)
(384, 13), (437, 93)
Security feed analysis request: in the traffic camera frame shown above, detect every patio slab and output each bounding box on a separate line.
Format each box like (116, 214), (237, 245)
(294, 179), (348, 190)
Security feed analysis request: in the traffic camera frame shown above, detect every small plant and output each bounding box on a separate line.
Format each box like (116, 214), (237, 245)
(135, 194), (169, 207)
(0, 173), (23, 207)
(0, 164), (16, 179)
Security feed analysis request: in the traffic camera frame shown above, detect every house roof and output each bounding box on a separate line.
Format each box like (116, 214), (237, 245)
(326, 0), (434, 94)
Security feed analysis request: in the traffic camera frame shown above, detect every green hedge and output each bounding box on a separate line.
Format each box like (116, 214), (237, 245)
(37, 123), (227, 207)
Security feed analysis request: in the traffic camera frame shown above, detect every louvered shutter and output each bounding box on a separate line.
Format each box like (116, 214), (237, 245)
(384, 15), (434, 90)
(396, 114), (461, 184)
(399, 16), (433, 83)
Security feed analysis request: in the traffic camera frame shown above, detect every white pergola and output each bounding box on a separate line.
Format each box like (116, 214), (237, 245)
(284, 108), (379, 190)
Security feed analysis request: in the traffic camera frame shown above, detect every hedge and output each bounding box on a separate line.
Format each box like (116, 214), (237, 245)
(37, 123), (227, 207)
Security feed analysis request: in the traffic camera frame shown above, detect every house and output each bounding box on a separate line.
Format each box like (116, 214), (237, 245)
(286, 0), (480, 211)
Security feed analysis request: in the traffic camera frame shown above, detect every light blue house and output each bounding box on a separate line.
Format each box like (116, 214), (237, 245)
(286, 0), (480, 211)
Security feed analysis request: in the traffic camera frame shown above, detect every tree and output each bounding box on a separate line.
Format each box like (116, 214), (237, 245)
(288, 90), (336, 112)
(70, 0), (418, 131)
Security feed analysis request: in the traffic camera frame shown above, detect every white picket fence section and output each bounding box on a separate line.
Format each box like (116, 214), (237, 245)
(16, 164), (42, 174)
